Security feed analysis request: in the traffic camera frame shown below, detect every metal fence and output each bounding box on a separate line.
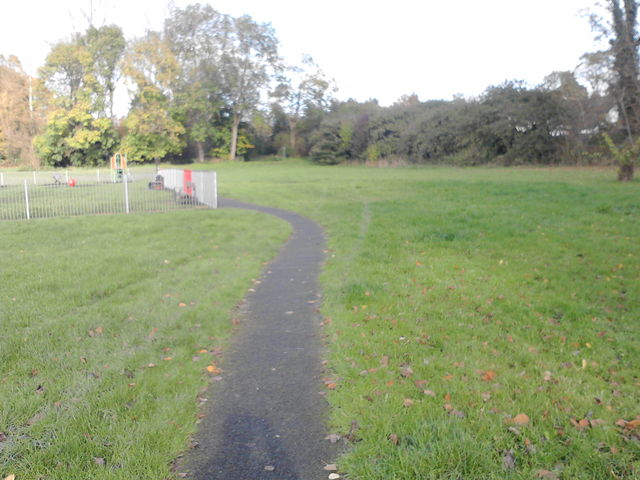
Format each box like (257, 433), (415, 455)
(0, 168), (217, 221)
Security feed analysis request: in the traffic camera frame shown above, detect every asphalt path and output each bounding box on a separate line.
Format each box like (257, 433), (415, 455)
(184, 198), (340, 480)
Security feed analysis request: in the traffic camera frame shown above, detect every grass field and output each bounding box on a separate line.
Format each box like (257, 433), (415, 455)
(0, 210), (290, 479)
(211, 161), (639, 479)
(2, 161), (639, 479)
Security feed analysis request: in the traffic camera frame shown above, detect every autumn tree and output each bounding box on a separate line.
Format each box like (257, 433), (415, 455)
(34, 26), (123, 167)
(0, 55), (44, 167)
(121, 32), (185, 163)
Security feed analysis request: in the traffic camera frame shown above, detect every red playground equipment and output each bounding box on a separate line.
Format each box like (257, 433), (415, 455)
(110, 153), (128, 181)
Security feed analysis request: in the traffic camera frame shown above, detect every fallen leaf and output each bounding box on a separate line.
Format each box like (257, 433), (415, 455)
(263, 465), (275, 471)
(389, 433), (400, 445)
(423, 389), (436, 397)
(414, 379), (427, 388)
(443, 403), (453, 412)
(93, 457), (106, 466)
(570, 418), (590, 430)
(481, 370), (497, 381)
(481, 392), (491, 402)
(206, 365), (222, 375)
(403, 398), (414, 407)
(0, 432), (7, 442)
(328, 474), (341, 480)
(513, 413), (530, 425)
(179, 302), (187, 307)
(626, 419), (640, 430)
(326, 383), (337, 390)
(323, 464), (338, 471)
(450, 409), (466, 418)
(163, 357), (173, 361)
(380, 356), (389, 367)
(324, 434), (342, 443)
(4, 475), (16, 480)
(543, 371), (553, 382)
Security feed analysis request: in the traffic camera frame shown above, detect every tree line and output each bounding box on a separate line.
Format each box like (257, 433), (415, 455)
(0, 1), (638, 180)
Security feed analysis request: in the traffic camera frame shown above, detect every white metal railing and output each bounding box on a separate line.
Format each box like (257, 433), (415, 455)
(0, 168), (217, 221)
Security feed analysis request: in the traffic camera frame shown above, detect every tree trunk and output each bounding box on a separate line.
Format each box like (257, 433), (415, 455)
(618, 162), (634, 181)
(289, 117), (298, 156)
(195, 142), (205, 163)
(229, 113), (240, 161)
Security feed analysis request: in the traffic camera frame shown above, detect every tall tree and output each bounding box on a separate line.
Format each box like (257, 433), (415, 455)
(273, 55), (335, 155)
(164, 4), (225, 162)
(35, 30), (119, 167)
(38, 37), (95, 109)
(121, 32), (185, 163)
(216, 14), (281, 160)
(0, 55), (44, 167)
(83, 24), (126, 118)
(589, 0), (640, 180)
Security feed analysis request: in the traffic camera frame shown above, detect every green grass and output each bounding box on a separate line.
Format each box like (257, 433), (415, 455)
(210, 160), (639, 479)
(2, 160), (639, 479)
(0, 210), (290, 479)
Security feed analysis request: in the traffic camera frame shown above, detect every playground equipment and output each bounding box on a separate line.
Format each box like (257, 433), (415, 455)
(110, 153), (128, 181)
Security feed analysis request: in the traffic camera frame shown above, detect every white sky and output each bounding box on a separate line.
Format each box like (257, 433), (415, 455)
(1, 0), (600, 111)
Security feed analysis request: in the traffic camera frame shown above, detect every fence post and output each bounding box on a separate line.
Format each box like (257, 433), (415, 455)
(65, 170), (69, 183)
(97, 169), (100, 182)
(33, 171), (37, 185)
(213, 171), (218, 208)
(123, 173), (130, 214)
(24, 180), (31, 220)
(0, 172), (3, 186)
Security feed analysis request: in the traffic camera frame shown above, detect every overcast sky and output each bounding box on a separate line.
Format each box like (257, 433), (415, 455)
(1, 0), (601, 110)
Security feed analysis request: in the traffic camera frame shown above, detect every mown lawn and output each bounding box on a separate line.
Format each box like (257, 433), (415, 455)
(213, 161), (639, 479)
(1, 161), (638, 480)
(0, 210), (290, 479)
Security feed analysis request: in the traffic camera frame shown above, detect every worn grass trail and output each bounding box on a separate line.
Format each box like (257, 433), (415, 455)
(184, 198), (339, 480)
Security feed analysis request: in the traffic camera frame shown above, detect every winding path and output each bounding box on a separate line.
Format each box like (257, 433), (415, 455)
(184, 198), (339, 480)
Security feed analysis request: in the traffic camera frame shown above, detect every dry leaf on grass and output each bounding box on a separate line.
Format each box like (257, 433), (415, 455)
(480, 370), (497, 381)
(513, 413), (530, 425)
